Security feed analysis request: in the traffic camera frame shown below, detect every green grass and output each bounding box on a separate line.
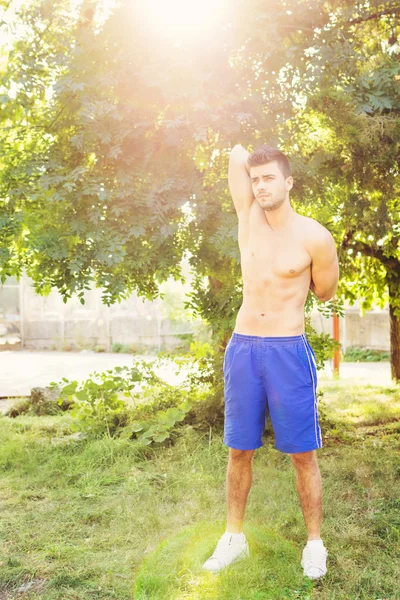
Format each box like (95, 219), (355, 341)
(319, 380), (400, 436)
(0, 382), (399, 599)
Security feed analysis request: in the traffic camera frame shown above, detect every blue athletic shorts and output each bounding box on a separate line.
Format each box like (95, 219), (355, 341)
(223, 332), (322, 454)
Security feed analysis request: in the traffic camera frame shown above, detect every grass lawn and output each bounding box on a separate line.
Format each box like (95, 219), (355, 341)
(0, 380), (399, 600)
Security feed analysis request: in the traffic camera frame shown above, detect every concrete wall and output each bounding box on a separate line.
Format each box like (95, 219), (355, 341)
(0, 270), (204, 352)
(0, 270), (392, 352)
(310, 308), (390, 352)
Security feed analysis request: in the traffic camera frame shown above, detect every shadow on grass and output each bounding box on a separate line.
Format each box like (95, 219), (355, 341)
(133, 521), (314, 600)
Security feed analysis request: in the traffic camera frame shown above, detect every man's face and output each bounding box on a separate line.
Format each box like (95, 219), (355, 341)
(250, 161), (293, 211)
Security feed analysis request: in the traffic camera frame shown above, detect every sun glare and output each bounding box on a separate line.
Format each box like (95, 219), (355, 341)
(136, 0), (230, 41)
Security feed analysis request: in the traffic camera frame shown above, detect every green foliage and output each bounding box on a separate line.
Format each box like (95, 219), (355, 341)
(48, 360), (165, 438)
(46, 342), (219, 443)
(118, 391), (194, 445)
(343, 347), (390, 362)
(302, 291), (344, 369)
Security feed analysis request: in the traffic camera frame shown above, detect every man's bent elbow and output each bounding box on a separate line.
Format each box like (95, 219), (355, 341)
(318, 288), (338, 302)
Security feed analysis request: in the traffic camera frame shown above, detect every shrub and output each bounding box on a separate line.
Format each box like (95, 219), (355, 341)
(48, 359), (165, 439)
(343, 347), (390, 362)
(47, 341), (218, 443)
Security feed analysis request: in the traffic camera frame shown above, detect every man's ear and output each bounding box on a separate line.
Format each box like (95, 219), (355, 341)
(286, 176), (293, 191)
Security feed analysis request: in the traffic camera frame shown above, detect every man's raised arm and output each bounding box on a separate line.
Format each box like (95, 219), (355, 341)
(228, 144), (254, 216)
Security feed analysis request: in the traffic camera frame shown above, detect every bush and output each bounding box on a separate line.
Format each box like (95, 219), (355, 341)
(343, 347), (390, 362)
(48, 359), (166, 439)
(44, 341), (219, 443)
(119, 380), (224, 445)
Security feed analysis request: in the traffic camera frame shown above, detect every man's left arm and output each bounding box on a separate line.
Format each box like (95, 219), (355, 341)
(308, 229), (339, 302)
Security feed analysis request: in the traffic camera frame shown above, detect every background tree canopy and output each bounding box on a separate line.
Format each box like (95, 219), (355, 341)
(0, 0), (399, 377)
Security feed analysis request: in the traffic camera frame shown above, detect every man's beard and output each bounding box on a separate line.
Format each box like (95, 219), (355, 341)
(257, 192), (285, 211)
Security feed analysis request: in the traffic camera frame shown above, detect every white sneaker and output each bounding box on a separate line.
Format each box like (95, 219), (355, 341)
(202, 532), (249, 573)
(301, 541), (328, 579)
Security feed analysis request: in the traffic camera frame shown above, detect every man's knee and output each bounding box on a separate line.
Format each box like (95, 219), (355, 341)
(289, 450), (318, 469)
(229, 448), (256, 461)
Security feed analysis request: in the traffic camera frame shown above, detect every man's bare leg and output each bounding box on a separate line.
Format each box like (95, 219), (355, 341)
(226, 448), (255, 534)
(290, 450), (322, 539)
(202, 447), (254, 572)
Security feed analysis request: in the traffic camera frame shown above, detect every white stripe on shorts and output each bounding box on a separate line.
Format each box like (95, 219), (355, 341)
(300, 334), (322, 448)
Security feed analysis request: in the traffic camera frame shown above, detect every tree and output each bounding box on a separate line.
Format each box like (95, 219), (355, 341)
(0, 0), (295, 352)
(1, 0), (398, 378)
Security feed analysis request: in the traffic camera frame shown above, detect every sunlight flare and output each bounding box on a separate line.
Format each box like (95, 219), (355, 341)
(135, 0), (230, 40)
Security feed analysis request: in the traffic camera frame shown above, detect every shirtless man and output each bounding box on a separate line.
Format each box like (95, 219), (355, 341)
(202, 144), (339, 579)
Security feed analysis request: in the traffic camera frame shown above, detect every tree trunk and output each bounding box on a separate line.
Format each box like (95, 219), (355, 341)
(208, 275), (231, 351)
(389, 303), (400, 383)
(388, 280), (400, 383)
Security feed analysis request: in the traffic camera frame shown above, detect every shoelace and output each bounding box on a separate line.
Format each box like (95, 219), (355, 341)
(304, 545), (327, 572)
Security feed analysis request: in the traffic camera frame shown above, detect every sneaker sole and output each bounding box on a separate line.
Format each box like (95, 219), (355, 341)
(202, 548), (250, 573)
(301, 559), (327, 579)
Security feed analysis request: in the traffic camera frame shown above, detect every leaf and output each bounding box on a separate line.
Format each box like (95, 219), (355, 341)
(132, 422), (144, 433)
(153, 432), (170, 442)
(119, 426), (134, 439)
(75, 389), (89, 401)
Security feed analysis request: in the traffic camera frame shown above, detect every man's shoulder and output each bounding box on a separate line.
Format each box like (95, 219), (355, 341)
(299, 215), (333, 240)
(299, 216), (335, 259)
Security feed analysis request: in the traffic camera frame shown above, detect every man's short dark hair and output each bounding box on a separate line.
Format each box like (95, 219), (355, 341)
(247, 145), (292, 178)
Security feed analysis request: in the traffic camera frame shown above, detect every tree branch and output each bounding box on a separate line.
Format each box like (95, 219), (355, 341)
(344, 238), (399, 275)
(350, 240), (385, 261)
(341, 228), (356, 249)
(349, 7), (400, 25)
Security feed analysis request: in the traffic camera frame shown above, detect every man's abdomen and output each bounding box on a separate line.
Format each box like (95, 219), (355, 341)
(234, 301), (305, 337)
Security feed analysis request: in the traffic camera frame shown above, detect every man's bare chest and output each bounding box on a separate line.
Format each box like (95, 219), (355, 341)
(239, 213), (312, 281)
